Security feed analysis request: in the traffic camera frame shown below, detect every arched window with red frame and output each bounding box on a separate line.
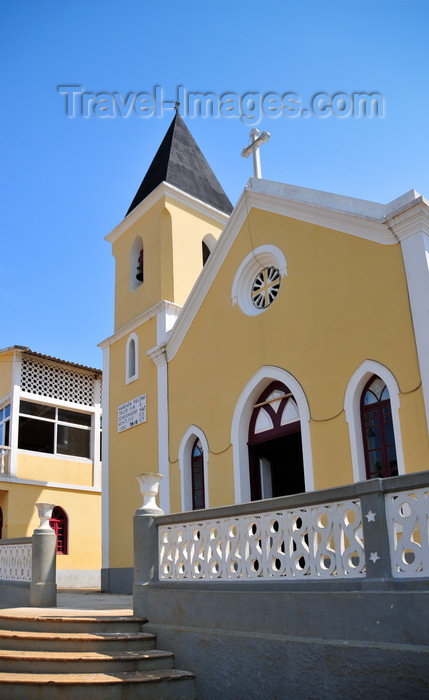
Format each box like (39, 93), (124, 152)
(361, 375), (398, 479)
(49, 506), (68, 554)
(191, 438), (205, 510)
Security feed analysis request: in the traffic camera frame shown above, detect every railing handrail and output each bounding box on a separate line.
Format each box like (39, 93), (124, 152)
(0, 537), (32, 546)
(155, 470), (429, 526)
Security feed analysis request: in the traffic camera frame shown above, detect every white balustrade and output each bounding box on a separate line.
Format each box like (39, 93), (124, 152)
(0, 446), (10, 475)
(159, 499), (365, 581)
(0, 543), (32, 582)
(386, 487), (429, 577)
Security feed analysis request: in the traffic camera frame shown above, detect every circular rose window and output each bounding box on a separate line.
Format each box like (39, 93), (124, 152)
(251, 267), (281, 309)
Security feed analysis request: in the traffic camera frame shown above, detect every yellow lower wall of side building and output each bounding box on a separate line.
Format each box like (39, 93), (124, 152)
(16, 453), (94, 487)
(0, 482), (101, 573)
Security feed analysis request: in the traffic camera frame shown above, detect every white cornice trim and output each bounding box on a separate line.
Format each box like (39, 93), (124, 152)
(245, 188), (392, 243)
(99, 300), (182, 349)
(105, 182), (230, 244)
(385, 203), (429, 241)
(0, 474), (102, 493)
(147, 343), (167, 368)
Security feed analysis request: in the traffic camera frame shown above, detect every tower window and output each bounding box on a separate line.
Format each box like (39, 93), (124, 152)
(130, 236), (144, 292)
(136, 249), (144, 282)
(202, 241), (211, 266)
(126, 334), (139, 383)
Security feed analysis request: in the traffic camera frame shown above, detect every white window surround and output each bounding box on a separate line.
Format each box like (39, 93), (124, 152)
(178, 425), (210, 511)
(202, 233), (217, 253)
(231, 366), (314, 504)
(344, 360), (405, 483)
(125, 333), (139, 384)
(231, 245), (287, 316)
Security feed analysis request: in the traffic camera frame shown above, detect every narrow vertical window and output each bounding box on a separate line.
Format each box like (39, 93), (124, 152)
(361, 376), (398, 479)
(191, 438), (205, 509)
(129, 339), (136, 377)
(49, 506), (68, 554)
(0, 507), (3, 539)
(126, 334), (139, 383)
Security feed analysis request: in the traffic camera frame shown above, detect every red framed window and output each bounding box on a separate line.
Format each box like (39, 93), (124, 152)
(361, 376), (398, 479)
(49, 506), (68, 554)
(191, 439), (205, 510)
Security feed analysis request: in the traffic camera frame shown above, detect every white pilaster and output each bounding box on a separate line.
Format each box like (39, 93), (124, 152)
(93, 375), (102, 490)
(400, 230), (429, 432)
(147, 343), (170, 514)
(9, 352), (22, 477)
(101, 345), (110, 570)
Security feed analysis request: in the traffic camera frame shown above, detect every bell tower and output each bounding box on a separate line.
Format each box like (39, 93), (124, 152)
(107, 112), (232, 332)
(101, 113), (232, 592)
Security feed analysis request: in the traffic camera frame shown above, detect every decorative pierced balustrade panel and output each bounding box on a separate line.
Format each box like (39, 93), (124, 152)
(0, 544), (32, 582)
(159, 499), (365, 581)
(386, 487), (429, 577)
(21, 358), (96, 406)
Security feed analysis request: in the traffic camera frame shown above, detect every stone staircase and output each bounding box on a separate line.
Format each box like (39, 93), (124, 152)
(0, 612), (195, 699)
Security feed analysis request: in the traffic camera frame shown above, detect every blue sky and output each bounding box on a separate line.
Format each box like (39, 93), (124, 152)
(1, 0), (428, 369)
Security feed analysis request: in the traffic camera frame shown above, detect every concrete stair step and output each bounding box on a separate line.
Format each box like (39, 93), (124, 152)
(0, 668), (196, 700)
(0, 648), (175, 674)
(0, 629), (156, 652)
(0, 612), (196, 699)
(0, 615), (146, 634)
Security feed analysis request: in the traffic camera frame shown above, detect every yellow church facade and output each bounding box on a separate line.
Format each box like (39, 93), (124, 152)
(0, 346), (102, 588)
(101, 114), (429, 591)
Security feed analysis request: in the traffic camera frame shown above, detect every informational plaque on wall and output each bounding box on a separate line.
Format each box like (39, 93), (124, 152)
(117, 394), (146, 432)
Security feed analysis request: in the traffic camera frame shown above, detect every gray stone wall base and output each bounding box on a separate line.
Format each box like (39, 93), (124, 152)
(56, 569), (101, 589)
(148, 623), (429, 700)
(0, 581), (31, 607)
(143, 586), (429, 700)
(103, 567), (133, 593)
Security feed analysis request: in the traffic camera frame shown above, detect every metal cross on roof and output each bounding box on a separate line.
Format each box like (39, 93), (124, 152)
(241, 128), (271, 179)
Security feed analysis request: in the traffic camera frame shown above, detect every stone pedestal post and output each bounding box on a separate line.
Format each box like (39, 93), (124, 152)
(359, 481), (393, 589)
(30, 503), (57, 607)
(133, 473), (163, 617)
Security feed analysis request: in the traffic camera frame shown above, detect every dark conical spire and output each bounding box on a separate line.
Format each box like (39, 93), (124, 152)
(126, 113), (233, 217)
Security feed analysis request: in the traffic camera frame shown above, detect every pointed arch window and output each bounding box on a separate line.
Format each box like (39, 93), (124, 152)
(191, 438), (205, 509)
(361, 376), (398, 479)
(49, 506), (68, 554)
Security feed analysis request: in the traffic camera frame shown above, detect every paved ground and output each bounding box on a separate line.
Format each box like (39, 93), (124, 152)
(0, 591), (134, 617)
